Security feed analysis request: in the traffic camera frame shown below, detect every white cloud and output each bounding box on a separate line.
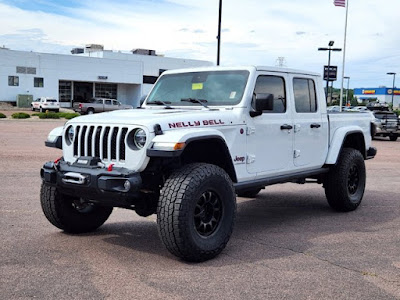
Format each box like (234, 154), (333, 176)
(0, 0), (399, 87)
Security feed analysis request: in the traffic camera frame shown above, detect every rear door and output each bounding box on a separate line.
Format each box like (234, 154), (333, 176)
(290, 75), (328, 168)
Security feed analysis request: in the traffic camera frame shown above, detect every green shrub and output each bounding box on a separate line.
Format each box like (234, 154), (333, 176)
(64, 113), (80, 119)
(11, 112), (30, 119)
(38, 112), (60, 119)
(31, 113), (40, 117)
(0, 112), (6, 118)
(57, 112), (68, 118)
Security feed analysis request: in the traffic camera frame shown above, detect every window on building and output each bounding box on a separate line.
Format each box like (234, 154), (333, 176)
(95, 83), (117, 99)
(143, 76), (158, 84)
(59, 81), (72, 103)
(293, 78), (317, 113)
(34, 77), (44, 88)
(8, 76), (19, 86)
(253, 75), (286, 113)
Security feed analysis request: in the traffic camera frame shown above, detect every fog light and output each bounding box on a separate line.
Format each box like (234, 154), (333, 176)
(124, 180), (131, 191)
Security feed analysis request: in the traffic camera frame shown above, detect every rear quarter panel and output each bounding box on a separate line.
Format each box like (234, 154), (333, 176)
(325, 112), (373, 164)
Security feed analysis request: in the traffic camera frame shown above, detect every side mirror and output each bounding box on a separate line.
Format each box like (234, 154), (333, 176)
(250, 93), (274, 117)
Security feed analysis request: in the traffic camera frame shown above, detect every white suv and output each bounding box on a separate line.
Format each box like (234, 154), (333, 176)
(32, 97), (60, 113)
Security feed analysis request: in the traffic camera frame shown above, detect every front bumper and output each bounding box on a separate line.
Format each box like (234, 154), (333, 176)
(41, 158), (142, 206)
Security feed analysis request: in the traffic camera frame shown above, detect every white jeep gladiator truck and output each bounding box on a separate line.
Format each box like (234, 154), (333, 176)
(41, 66), (376, 262)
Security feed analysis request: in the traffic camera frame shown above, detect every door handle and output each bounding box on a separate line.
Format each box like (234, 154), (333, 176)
(310, 123), (321, 128)
(280, 124), (293, 130)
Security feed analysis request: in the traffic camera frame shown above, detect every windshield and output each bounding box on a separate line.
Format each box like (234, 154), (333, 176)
(146, 70), (249, 106)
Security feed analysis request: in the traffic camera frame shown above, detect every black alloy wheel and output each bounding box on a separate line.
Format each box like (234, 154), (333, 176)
(194, 190), (222, 237)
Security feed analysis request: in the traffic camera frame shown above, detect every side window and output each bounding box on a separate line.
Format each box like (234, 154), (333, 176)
(293, 78), (317, 113)
(254, 76), (286, 113)
(96, 99), (103, 104)
(112, 100), (118, 105)
(105, 100), (112, 105)
(8, 76), (19, 86)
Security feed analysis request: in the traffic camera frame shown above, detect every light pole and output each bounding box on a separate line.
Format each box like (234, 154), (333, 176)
(217, 0), (222, 66)
(318, 41), (342, 102)
(344, 76), (350, 106)
(387, 72), (396, 107)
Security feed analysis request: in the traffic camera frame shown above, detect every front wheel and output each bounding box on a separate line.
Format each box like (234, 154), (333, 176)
(389, 134), (398, 141)
(40, 183), (113, 233)
(324, 148), (366, 212)
(157, 163), (236, 262)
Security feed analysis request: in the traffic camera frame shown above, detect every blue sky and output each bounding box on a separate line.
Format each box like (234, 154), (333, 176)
(0, 0), (399, 88)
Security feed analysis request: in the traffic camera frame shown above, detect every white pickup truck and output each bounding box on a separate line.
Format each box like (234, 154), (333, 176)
(41, 66), (376, 262)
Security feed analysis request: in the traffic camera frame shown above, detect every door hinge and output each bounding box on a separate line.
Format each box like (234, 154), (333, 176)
(247, 154), (256, 164)
(294, 150), (301, 158)
(246, 126), (256, 135)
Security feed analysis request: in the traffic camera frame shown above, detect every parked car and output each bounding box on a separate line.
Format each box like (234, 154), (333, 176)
(352, 106), (369, 112)
(42, 66), (376, 262)
(367, 102), (400, 141)
(73, 98), (133, 114)
(31, 97), (60, 112)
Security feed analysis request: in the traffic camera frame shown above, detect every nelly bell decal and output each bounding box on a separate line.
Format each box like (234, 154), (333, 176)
(168, 119), (225, 129)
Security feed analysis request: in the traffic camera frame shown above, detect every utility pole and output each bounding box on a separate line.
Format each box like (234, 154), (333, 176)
(217, 0), (222, 66)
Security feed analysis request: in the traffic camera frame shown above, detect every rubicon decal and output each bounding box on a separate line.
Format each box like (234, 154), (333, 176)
(233, 155), (245, 164)
(169, 119), (225, 129)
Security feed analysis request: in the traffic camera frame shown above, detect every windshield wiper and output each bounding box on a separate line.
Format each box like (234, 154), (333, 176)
(181, 98), (209, 108)
(146, 100), (173, 109)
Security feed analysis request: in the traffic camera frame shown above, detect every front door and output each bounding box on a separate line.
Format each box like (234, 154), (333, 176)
(246, 74), (294, 176)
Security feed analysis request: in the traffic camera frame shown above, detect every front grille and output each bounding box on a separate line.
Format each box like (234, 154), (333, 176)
(73, 125), (128, 163)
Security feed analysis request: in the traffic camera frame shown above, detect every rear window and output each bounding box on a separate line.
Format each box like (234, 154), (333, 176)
(46, 99), (57, 103)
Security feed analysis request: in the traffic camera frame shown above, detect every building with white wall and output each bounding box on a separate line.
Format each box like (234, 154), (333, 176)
(0, 46), (212, 107)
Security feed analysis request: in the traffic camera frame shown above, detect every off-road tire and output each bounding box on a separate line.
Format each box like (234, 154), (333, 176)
(40, 183), (113, 233)
(157, 163), (236, 262)
(389, 135), (398, 141)
(324, 148), (366, 212)
(237, 188), (262, 198)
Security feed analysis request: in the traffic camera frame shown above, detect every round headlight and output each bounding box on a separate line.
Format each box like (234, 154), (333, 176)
(67, 126), (75, 144)
(133, 129), (146, 149)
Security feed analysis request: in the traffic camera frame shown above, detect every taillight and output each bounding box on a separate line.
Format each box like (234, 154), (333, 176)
(79, 103), (83, 109)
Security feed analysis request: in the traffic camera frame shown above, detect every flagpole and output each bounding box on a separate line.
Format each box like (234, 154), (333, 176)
(339, 0), (349, 111)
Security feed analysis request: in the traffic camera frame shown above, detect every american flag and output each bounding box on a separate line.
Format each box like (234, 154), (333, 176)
(334, 0), (346, 7)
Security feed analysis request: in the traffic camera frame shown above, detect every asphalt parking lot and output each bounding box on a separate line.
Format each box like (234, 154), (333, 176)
(1, 118), (399, 300)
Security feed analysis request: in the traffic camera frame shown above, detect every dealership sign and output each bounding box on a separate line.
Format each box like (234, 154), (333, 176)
(323, 66), (337, 81)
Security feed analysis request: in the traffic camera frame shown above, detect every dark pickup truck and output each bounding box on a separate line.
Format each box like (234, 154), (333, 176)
(368, 103), (400, 141)
(73, 98), (133, 114)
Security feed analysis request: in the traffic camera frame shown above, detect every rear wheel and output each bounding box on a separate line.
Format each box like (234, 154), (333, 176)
(40, 107), (43, 113)
(40, 183), (113, 233)
(324, 148), (366, 212)
(389, 134), (398, 141)
(87, 108), (94, 115)
(157, 163), (236, 262)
